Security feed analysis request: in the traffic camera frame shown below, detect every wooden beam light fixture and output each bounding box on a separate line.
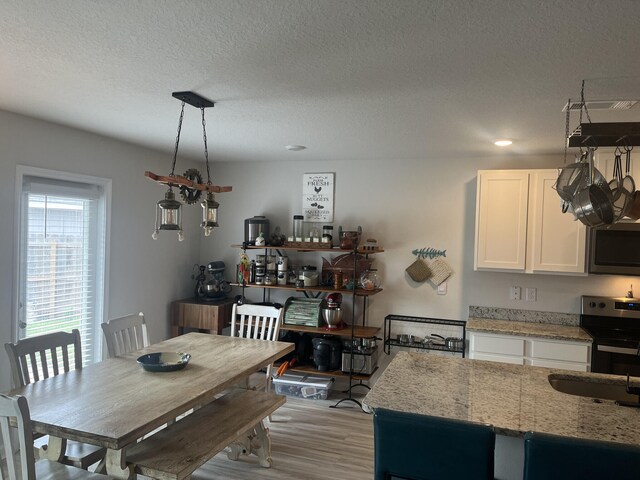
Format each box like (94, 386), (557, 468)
(148, 91), (232, 241)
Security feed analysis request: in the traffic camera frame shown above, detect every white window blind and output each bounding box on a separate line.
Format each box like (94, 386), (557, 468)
(18, 173), (108, 366)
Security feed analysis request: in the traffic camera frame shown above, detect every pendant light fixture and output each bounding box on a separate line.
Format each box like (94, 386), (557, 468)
(146, 91), (232, 241)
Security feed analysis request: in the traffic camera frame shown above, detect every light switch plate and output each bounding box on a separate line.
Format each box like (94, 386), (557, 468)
(437, 281), (447, 295)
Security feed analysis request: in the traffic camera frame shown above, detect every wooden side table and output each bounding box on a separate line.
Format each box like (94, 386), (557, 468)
(170, 297), (235, 337)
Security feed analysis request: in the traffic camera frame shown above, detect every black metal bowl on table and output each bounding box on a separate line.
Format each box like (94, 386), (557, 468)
(136, 352), (192, 372)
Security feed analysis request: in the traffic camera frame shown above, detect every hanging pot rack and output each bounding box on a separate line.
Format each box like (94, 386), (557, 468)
(567, 122), (640, 148)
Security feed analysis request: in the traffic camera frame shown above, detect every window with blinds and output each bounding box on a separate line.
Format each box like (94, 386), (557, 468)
(17, 169), (109, 366)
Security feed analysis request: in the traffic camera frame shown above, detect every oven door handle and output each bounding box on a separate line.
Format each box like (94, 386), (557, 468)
(597, 344), (639, 356)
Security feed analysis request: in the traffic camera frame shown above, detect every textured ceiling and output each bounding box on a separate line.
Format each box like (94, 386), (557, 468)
(1, 0), (640, 163)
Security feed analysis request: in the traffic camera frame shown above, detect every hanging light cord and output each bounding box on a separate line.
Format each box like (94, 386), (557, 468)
(169, 101), (186, 178)
(201, 107), (212, 185)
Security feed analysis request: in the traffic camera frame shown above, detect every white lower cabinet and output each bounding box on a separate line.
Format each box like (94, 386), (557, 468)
(469, 332), (591, 372)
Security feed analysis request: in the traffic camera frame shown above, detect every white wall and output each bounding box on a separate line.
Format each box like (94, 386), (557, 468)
(201, 156), (639, 333)
(0, 110), (201, 392)
(2, 109), (637, 391)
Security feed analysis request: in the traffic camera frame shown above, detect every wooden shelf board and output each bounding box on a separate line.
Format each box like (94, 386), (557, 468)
(145, 171), (232, 193)
(230, 282), (382, 297)
(231, 244), (384, 254)
(281, 324), (380, 338)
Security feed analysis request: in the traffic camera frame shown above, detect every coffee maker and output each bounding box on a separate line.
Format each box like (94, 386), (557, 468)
(194, 261), (231, 302)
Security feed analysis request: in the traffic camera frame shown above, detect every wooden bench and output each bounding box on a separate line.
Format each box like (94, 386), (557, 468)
(125, 388), (285, 480)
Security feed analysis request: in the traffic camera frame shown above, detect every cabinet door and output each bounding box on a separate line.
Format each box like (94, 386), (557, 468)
(529, 338), (590, 363)
(469, 333), (526, 365)
(475, 171), (530, 270)
(528, 170), (587, 273)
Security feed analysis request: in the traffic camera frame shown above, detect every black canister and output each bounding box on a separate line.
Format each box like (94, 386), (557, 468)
(312, 336), (343, 371)
(244, 216), (270, 245)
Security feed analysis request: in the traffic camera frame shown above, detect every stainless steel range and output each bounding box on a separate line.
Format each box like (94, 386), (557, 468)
(581, 296), (640, 376)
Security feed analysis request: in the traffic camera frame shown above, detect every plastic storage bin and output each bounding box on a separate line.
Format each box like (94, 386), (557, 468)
(272, 372), (334, 400)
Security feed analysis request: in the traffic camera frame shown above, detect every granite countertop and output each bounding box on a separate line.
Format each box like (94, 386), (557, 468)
(466, 317), (593, 343)
(363, 352), (640, 445)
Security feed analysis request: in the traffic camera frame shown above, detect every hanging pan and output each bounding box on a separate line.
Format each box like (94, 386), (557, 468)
(571, 149), (614, 227)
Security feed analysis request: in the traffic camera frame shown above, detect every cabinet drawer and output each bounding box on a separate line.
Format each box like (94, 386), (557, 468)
(473, 335), (525, 356)
(529, 358), (589, 372)
(472, 352), (525, 365)
(530, 340), (590, 363)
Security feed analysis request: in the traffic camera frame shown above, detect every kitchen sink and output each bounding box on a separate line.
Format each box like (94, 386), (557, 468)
(548, 373), (640, 404)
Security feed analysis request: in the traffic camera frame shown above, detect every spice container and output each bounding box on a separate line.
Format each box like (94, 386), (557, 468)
(287, 265), (298, 284)
(266, 255), (276, 272)
(322, 225), (333, 244)
(277, 255), (288, 271)
(309, 226), (321, 243)
(333, 271), (343, 290)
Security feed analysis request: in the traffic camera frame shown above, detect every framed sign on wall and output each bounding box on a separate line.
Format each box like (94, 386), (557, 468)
(302, 172), (334, 222)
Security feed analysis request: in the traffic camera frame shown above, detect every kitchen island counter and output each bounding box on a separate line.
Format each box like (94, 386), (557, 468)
(363, 352), (640, 445)
(466, 317), (592, 343)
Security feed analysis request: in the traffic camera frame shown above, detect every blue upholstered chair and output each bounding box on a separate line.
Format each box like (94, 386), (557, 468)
(373, 408), (495, 480)
(524, 431), (640, 480)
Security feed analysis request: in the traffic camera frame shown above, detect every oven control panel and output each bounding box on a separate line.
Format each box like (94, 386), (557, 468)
(582, 296), (640, 318)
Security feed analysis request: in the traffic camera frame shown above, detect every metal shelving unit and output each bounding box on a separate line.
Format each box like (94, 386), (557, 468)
(383, 314), (466, 357)
(232, 243), (383, 411)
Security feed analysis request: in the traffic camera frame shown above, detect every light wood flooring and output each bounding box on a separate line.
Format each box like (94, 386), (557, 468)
(190, 390), (374, 480)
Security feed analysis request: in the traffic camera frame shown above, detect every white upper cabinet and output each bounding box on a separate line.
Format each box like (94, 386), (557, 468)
(475, 171), (530, 270)
(475, 169), (587, 274)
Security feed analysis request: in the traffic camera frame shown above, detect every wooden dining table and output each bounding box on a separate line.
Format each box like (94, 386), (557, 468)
(7, 332), (294, 479)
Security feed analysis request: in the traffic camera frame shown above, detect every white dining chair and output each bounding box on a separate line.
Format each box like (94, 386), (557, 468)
(3, 330), (106, 471)
(0, 393), (113, 479)
(230, 303), (284, 394)
(101, 313), (149, 358)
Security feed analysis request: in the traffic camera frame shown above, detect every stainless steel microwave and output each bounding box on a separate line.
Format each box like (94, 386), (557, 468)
(589, 222), (640, 275)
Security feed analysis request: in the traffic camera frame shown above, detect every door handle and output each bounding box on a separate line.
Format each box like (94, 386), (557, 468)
(597, 344), (638, 356)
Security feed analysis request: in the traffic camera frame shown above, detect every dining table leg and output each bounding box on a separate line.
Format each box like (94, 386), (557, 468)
(253, 420), (273, 468)
(226, 420), (273, 468)
(105, 448), (135, 479)
(39, 436), (66, 462)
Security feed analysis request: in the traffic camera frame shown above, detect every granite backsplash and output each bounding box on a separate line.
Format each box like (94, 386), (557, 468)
(468, 306), (579, 327)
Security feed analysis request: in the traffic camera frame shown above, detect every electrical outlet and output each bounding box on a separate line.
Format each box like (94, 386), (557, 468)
(510, 286), (521, 301)
(526, 287), (537, 302)
(437, 281), (447, 295)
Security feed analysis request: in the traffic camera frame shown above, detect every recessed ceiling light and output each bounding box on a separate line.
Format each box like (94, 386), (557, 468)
(494, 139), (513, 147)
(285, 145), (306, 151)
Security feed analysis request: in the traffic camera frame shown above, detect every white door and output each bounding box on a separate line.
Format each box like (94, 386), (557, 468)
(16, 167), (110, 365)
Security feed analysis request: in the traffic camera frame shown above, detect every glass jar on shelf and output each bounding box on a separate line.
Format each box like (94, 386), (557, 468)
(359, 269), (380, 291)
(300, 265), (319, 287)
